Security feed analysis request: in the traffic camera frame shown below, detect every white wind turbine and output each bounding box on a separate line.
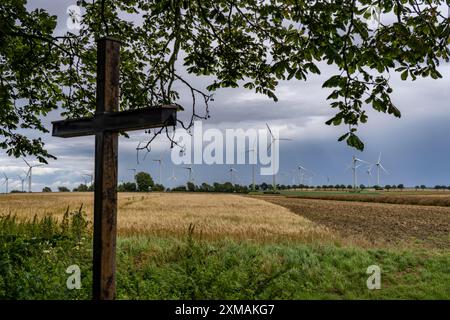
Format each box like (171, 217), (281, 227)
(128, 168), (137, 183)
(347, 156), (371, 189)
(375, 153), (389, 186)
(83, 173), (94, 187)
(168, 169), (177, 183)
(246, 139), (257, 191)
(297, 165), (310, 185)
(152, 158), (164, 185)
(2, 172), (9, 194)
(228, 166), (239, 185)
(366, 165), (374, 188)
(183, 165), (194, 184)
(266, 123), (292, 191)
(18, 172), (27, 192)
(23, 159), (44, 193)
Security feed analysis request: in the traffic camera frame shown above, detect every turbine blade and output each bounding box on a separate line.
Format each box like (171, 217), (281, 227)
(266, 123), (275, 139)
(380, 164), (389, 174)
(23, 158), (31, 167)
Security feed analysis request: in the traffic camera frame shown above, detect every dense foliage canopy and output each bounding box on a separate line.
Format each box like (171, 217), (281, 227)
(1, 0), (450, 162)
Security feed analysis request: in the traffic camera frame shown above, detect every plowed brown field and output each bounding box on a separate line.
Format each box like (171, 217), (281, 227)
(257, 196), (450, 249)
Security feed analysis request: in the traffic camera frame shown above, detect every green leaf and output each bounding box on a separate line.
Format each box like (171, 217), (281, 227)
(401, 70), (408, 81)
(346, 133), (365, 151)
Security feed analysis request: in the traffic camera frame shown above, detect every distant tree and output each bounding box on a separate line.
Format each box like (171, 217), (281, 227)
(398, 184), (405, 191)
(260, 183), (269, 191)
(42, 187), (52, 193)
(88, 184), (94, 192)
(420, 185), (427, 190)
(152, 184), (165, 192)
(223, 182), (234, 193)
(233, 184), (249, 194)
(172, 185), (187, 192)
(347, 185), (353, 190)
(58, 186), (70, 192)
(135, 172), (154, 192)
(118, 182), (137, 192)
(200, 183), (213, 192)
(73, 184), (88, 192)
(186, 182), (196, 192)
(385, 185), (391, 191)
(360, 184), (366, 190)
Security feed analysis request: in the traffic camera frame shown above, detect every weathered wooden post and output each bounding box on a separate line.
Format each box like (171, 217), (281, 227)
(92, 37), (120, 300)
(52, 37), (178, 300)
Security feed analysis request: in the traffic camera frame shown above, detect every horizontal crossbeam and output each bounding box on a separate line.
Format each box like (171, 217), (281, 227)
(52, 105), (178, 138)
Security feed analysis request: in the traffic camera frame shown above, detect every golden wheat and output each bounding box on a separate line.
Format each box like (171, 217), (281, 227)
(0, 192), (335, 243)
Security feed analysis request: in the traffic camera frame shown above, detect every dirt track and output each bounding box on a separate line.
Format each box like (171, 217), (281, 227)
(257, 196), (450, 249)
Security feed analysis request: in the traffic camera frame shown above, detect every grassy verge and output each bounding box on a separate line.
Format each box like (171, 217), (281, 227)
(0, 214), (449, 300)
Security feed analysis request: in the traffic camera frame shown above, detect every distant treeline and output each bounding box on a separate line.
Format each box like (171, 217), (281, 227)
(12, 170), (450, 194)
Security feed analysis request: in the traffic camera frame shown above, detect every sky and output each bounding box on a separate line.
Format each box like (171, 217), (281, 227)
(1, 1), (450, 192)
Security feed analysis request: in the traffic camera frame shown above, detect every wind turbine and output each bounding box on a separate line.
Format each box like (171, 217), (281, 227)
(128, 168), (137, 183)
(375, 153), (389, 186)
(82, 175), (89, 185)
(347, 156), (370, 189)
(18, 172), (27, 192)
(183, 165), (194, 184)
(152, 158), (164, 185)
(266, 123), (292, 191)
(228, 166), (239, 185)
(298, 165), (309, 185)
(23, 159), (44, 193)
(168, 169), (177, 183)
(246, 139), (257, 191)
(2, 172), (9, 194)
(83, 173), (94, 187)
(366, 165), (374, 188)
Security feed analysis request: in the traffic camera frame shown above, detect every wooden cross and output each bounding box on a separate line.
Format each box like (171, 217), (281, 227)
(52, 37), (178, 300)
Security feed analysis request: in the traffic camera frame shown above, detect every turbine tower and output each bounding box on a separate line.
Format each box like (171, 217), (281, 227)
(83, 173), (94, 187)
(152, 158), (164, 185)
(228, 166), (238, 185)
(347, 156), (370, 189)
(183, 165), (194, 184)
(366, 165), (373, 188)
(2, 172), (9, 194)
(23, 159), (44, 193)
(298, 165), (308, 185)
(128, 168), (137, 183)
(246, 140), (257, 191)
(18, 173), (27, 192)
(266, 123), (292, 191)
(375, 153), (389, 186)
(168, 169), (177, 183)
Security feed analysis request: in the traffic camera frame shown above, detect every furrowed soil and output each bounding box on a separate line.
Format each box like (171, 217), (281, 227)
(282, 191), (450, 207)
(256, 195), (450, 249)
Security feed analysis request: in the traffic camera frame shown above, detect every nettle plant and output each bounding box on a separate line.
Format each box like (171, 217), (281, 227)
(1, 0), (449, 162)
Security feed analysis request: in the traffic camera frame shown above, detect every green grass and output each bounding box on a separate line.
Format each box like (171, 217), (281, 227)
(1, 214), (449, 300)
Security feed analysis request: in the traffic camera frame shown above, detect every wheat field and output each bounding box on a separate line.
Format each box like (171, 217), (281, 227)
(0, 192), (334, 243)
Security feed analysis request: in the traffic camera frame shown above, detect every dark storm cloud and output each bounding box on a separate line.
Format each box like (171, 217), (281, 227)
(2, 2), (449, 191)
